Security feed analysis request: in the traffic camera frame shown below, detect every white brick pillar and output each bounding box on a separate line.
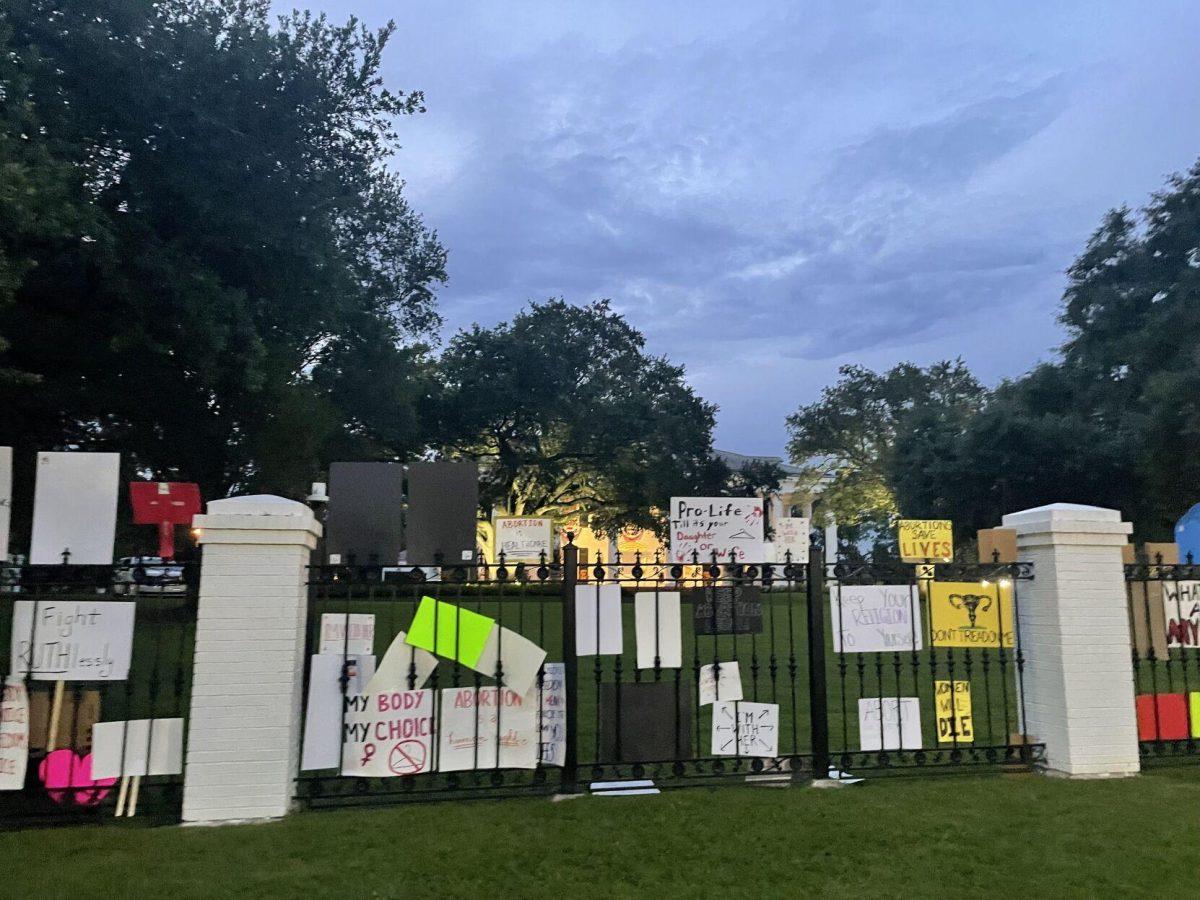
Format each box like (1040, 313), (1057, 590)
(1002, 503), (1138, 777)
(182, 495), (320, 824)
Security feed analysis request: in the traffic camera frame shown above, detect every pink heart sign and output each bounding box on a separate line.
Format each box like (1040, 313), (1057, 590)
(38, 749), (117, 806)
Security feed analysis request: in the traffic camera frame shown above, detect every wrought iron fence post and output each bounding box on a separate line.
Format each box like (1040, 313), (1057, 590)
(806, 549), (830, 781)
(560, 540), (580, 794)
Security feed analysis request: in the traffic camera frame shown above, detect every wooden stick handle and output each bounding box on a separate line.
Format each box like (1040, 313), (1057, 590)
(45, 682), (65, 752)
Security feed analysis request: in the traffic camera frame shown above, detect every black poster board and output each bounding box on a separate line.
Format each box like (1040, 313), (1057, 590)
(326, 462), (405, 565)
(598, 681), (693, 762)
(405, 460), (479, 565)
(691, 585), (764, 635)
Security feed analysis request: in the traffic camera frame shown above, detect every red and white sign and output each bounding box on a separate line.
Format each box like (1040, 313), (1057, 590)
(669, 497), (765, 564)
(340, 689), (434, 777)
(129, 482), (201, 559)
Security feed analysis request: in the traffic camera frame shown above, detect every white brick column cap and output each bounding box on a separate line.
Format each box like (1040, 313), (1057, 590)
(1002, 503), (1131, 548)
(193, 495), (321, 548)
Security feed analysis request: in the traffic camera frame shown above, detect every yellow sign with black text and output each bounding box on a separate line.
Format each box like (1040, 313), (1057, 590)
(928, 581), (1014, 648)
(898, 520), (953, 563)
(935, 680), (973, 743)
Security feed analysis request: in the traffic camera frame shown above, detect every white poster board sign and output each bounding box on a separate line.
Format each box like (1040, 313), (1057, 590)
(30, 452), (120, 565)
(858, 697), (922, 751)
(539, 662), (566, 766)
(1164, 581), (1200, 648)
(575, 584), (623, 655)
(92, 718), (185, 779)
(698, 661), (743, 706)
(341, 689), (434, 777)
(437, 686), (538, 771)
(300, 653), (376, 771)
(712, 700), (778, 758)
(0, 447), (11, 562)
(669, 497), (764, 564)
(475, 626), (547, 695)
(0, 677), (28, 790)
(10, 600), (136, 681)
(319, 613), (376, 655)
(634, 592), (682, 669)
(493, 517), (553, 562)
(774, 517), (810, 565)
(831, 585), (923, 653)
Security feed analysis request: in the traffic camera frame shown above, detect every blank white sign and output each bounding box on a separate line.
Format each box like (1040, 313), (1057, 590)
(575, 584), (623, 656)
(30, 452), (120, 564)
(634, 592), (682, 669)
(93, 718), (185, 778)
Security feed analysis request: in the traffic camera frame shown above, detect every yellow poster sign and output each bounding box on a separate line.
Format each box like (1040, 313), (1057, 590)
(935, 680), (973, 743)
(928, 581), (1014, 648)
(898, 519), (953, 563)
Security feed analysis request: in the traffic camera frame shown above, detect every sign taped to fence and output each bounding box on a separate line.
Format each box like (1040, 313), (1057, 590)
(898, 520), (953, 563)
(634, 592), (682, 669)
(935, 680), (973, 743)
(774, 517), (810, 565)
(405, 597), (494, 668)
(858, 697), (922, 751)
(1163, 581), (1200, 648)
(698, 661), (743, 705)
(438, 686), (538, 771)
(539, 663), (566, 766)
(10, 600), (136, 681)
(319, 613), (376, 656)
(0, 677), (29, 790)
(669, 497), (764, 564)
(831, 585), (922, 653)
(493, 516), (553, 563)
(341, 688), (434, 777)
(575, 583), (623, 655)
(928, 581), (1014, 648)
(712, 700), (778, 758)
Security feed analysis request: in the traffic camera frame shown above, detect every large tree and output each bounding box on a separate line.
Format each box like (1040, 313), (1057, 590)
(0, 1), (445, 533)
(436, 299), (726, 536)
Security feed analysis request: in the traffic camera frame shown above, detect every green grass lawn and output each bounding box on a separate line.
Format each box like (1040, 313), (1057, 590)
(4, 768), (1199, 898)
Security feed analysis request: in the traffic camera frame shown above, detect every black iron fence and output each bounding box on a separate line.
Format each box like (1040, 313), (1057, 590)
(296, 543), (1040, 807)
(1126, 555), (1200, 762)
(0, 562), (198, 827)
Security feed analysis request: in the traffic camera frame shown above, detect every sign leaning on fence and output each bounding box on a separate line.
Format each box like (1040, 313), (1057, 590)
(669, 497), (764, 564)
(10, 600), (136, 680)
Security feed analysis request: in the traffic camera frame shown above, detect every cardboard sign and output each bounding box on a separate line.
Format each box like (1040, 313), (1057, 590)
(0, 677), (29, 791)
(494, 517), (553, 563)
(341, 689), (434, 777)
(935, 680), (973, 743)
(599, 682), (693, 763)
(1163, 581), (1200, 648)
(669, 497), (765, 564)
(830, 584), (923, 653)
(898, 520), (953, 563)
(29, 688), (100, 752)
(634, 592), (682, 669)
(30, 452), (120, 564)
(575, 584), (624, 656)
(692, 585), (763, 635)
(928, 582), (1014, 648)
(437, 686), (539, 771)
(712, 701), (779, 758)
(858, 697), (922, 751)
(319, 613), (376, 656)
(299, 653), (376, 771)
(1128, 580), (1168, 660)
(10, 600), (136, 681)
(1136, 693), (1188, 741)
(405, 597), (495, 668)
(774, 517), (810, 565)
(698, 661), (743, 705)
(977, 528), (1018, 564)
(0, 447), (11, 561)
(539, 663), (567, 766)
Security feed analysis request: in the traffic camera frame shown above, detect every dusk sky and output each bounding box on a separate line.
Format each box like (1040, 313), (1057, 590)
(289, 1), (1200, 455)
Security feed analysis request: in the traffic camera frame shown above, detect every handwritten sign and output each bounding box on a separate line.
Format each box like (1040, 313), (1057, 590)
(10, 601), (136, 681)
(692, 585), (763, 635)
(319, 613), (376, 655)
(898, 520), (953, 563)
(858, 697), (922, 751)
(494, 517), (553, 563)
(0, 677), (28, 790)
(539, 663), (566, 766)
(712, 700), (778, 758)
(935, 680), (973, 743)
(774, 517), (810, 565)
(1163, 581), (1200, 648)
(698, 661), (743, 705)
(928, 581), (1014, 648)
(341, 689), (434, 777)
(438, 686), (538, 771)
(831, 585), (923, 653)
(669, 497), (764, 564)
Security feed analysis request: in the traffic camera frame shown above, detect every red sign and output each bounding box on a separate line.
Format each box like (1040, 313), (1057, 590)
(129, 482), (201, 525)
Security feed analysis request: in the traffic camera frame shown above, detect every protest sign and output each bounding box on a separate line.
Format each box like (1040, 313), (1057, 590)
(698, 661), (743, 706)
(928, 581), (1014, 648)
(493, 517), (553, 563)
(858, 697), (922, 751)
(405, 597), (494, 668)
(30, 452), (120, 564)
(898, 520), (953, 563)
(539, 663), (566, 766)
(1128, 579), (1169, 659)
(634, 592), (682, 669)
(10, 600), (136, 681)
(341, 689), (434, 777)
(977, 528), (1018, 564)
(1136, 693), (1188, 741)
(0, 677), (28, 791)
(599, 682), (692, 762)
(575, 584), (623, 655)
(712, 701), (779, 758)
(831, 584), (923, 653)
(438, 686), (538, 771)
(669, 497), (764, 564)
(692, 585), (763, 635)
(474, 626), (547, 694)
(935, 680), (974, 743)
(319, 613), (376, 656)
(367, 631), (437, 695)
(92, 718), (185, 779)
(1163, 581), (1200, 648)
(774, 517), (810, 565)
(300, 653), (376, 771)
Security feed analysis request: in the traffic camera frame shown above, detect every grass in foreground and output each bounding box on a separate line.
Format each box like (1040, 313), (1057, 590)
(4, 767), (1199, 899)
